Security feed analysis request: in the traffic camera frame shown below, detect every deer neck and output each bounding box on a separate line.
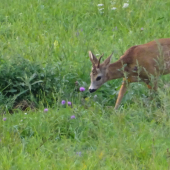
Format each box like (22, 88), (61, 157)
(107, 59), (125, 80)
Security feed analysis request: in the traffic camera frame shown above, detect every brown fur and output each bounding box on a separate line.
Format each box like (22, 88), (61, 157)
(89, 38), (170, 109)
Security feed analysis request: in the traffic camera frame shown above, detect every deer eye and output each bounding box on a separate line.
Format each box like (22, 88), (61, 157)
(96, 76), (101, 81)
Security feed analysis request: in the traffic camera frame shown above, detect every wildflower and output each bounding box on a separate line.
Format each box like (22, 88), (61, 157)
(99, 8), (104, 11)
(54, 40), (59, 49)
(94, 95), (97, 99)
(44, 108), (48, 112)
(112, 26), (117, 31)
(24, 113), (27, 115)
(133, 66), (137, 71)
(98, 9), (104, 14)
(79, 87), (85, 92)
(111, 7), (117, 10)
(61, 100), (66, 105)
(76, 31), (79, 37)
(76, 152), (82, 156)
(71, 115), (75, 119)
(68, 101), (72, 106)
(99, 151), (104, 159)
(97, 4), (104, 6)
(141, 27), (144, 31)
(3, 117), (7, 121)
(85, 97), (89, 101)
(129, 31), (133, 34)
(122, 3), (129, 8)
(111, 1), (116, 5)
(83, 164), (87, 169)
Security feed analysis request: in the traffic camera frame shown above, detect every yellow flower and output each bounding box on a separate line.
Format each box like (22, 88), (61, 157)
(99, 151), (104, 159)
(85, 97), (89, 101)
(83, 163), (87, 170)
(54, 40), (59, 49)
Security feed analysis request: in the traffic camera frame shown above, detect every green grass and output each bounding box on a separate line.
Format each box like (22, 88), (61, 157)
(1, 0), (170, 169)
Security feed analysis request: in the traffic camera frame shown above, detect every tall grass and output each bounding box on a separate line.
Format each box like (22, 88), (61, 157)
(1, 0), (170, 169)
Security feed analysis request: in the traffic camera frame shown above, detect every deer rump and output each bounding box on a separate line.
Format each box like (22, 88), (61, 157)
(89, 38), (170, 109)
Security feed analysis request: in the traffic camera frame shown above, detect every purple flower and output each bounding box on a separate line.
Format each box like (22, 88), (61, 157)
(112, 26), (117, 31)
(79, 87), (85, 92)
(76, 31), (79, 37)
(61, 100), (66, 105)
(44, 108), (48, 112)
(76, 152), (81, 156)
(68, 101), (72, 106)
(71, 115), (75, 119)
(141, 27), (144, 31)
(3, 117), (7, 121)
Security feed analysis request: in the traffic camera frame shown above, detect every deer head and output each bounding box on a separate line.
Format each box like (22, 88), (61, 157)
(89, 51), (112, 93)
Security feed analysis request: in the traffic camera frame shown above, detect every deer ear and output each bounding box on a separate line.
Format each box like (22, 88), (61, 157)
(103, 52), (113, 66)
(89, 51), (98, 65)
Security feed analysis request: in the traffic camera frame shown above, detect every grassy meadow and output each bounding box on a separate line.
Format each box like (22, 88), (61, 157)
(1, 0), (170, 169)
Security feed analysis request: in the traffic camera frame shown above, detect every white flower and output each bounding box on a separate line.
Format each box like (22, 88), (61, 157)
(94, 95), (97, 98)
(97, 4), (104, 7)
(111, 7), (117, 10)
(111, 1), (116, 5)
(129, 31), (133, 34)
(99, 8), (104, 10)
(24, 113), (27, 115)
(122, 3), (129, 8)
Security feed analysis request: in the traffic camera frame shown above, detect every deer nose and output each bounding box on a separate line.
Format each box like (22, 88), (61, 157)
(89, 89), (96, 93)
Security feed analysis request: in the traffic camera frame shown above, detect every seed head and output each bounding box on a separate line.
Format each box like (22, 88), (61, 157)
(75, 81), (79, 86)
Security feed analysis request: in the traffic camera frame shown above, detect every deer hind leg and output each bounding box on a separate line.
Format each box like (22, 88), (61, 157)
(143, 79), (152, 89)
(144, 78), (158, 91)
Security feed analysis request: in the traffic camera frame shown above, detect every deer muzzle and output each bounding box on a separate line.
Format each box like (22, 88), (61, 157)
(89, 89), (96, 93)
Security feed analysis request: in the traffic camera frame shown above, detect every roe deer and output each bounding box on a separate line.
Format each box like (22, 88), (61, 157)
(88, 38), (170, 109)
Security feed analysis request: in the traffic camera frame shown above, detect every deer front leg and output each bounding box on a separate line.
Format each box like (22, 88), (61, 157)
(114, 80), (127, 110)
